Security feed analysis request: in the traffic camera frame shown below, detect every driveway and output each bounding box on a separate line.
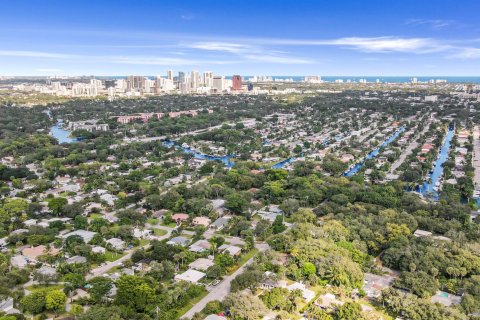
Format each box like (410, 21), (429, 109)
(86, 226), (173, 280)
(181, 243), (268, 319)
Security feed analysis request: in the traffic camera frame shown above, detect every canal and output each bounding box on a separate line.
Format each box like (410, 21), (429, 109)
(417, 126), (455, 199)
(163, 140), (236, 168)
(343, 127), (405, 177)
(50, 122), (78, 144)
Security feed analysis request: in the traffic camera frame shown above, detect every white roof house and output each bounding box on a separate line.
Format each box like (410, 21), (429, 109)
(92, 246), (106, 254)
(189, 239), (211, 253)
(413, 229), (433, 237)
(223, 245), (242, 256)
(0, 297), (19, 315)
(175, 269), (206, 284)
(37, 265), (57, 277)
(205, 315), (227, 320)
(10, 255), (29, 268)
(188, 258), (215, 271)
(106, 238), (125, 250)
(167, 236), (190, 247)
(134, 228), (153, 239)
(286, 282), (315, 302)
(62, 230), (97, 243)
(66, 255), (87, 264)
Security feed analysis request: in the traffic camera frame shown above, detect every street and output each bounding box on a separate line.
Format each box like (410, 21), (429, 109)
(181, 243), (269, 319)
(86, 225), (173, 280)
(389, 120), (431, 174)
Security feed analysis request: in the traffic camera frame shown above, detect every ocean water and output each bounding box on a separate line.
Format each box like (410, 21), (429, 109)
(242, 76), (480, 83)
(111, 76), (480, 83)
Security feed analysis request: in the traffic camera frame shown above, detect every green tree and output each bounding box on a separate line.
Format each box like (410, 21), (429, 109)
(88, 276), (113, 302)
(45, 289), (66, 316)
(224, 292), (267, 320)
(69, 304), (84, 319)
(334, 302), (363, 320)
(20, 291), (46, 315)
(302, 262), (316, 277)
(291, 208), (317, 224)
(48, 197), (68, 215)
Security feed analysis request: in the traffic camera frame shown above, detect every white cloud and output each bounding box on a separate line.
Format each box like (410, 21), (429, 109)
(36, 68), (63, 72)
(405, 19), (453, 29)
(449, 47), (480, 59)
(186, 42), (253, 53)
(317, 37), (447, 53)
(110, 56), (235, 65)
(243, 54), (312, 64)
(181, 14), (195, 20)
(185, 41), (312, 64)
(254, 36), (450, 54)
(0, 50), (79, 59)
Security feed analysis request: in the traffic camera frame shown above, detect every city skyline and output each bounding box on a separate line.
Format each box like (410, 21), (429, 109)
(1, 0), (480, 76)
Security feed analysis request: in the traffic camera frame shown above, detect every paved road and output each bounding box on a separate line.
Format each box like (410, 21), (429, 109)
(389, 121), (431, 174)
(181, 243), (269, 319)
(86, 226), (173, 280)
(110, 119), (255, 149)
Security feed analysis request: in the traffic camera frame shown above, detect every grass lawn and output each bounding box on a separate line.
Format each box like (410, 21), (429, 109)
(162, 221), (178, 228)
(26, 284), (64, 292)
(147, 218), (159, 225)
(90, 213), (103, 220)
(227, 248), (258, 275)
(105, 250), (127, 262)
(153, 228), (168, 236)
(176, 289), (209, 319)
(181, 233), (193, 239)
(138, 239), (150, 247)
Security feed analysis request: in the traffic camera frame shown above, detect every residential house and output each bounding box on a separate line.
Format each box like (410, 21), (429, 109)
(175, 269), (206, 284)
(316, 293), (344, 309)
(188, 258), (215, 271)
(192, 216), (211, 227)
(92, 246), (106, 254)
(134, 228), (153, 239)
(363, 272), (396, 298)
(10, 255), (29, 268)
(204, 315), (227, 320)
(0, 297), (19, 315)
(167, 236), (190, 247)
(62, 230), (97, 243)
(210, 217), (230, 231)
(106, 238), (125, 250)
(22, 245), (59, 261)
(189, 239), (211, 253)
(222, 245), (242, 257)
(37, 265), (57, 278)
(66, 256), (87, 264)
(413, 229), (433, 237)
(171, 213), (189, 224)
(431, 291), (462, 307)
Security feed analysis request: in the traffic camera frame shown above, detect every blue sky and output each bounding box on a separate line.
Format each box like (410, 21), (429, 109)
(1, 0), (479, 76)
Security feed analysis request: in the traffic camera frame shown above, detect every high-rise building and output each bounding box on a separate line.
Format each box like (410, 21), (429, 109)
(232, 75), (242, 90)
(203, 71), (213, 87)
(104, 80), (116, 88)
(190, 70), (199, 90)
(126, 75), (145, 91)
(178, 72), (185, 83)
(304, 76), (321, 83)
(167, 70), (174, 81)
(212, 76), (225, 92)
